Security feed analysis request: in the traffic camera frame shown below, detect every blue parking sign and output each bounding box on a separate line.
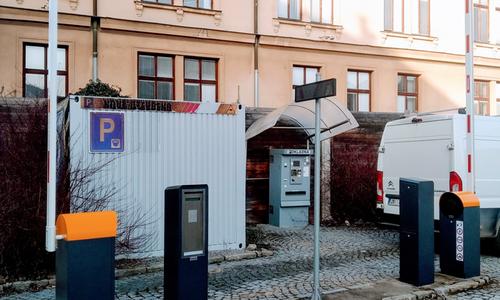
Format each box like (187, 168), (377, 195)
(90, 112), (124, 153)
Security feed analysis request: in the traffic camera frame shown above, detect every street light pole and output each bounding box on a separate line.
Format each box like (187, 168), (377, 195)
(46, 0), (58, 252)
(311, 74), (322, 300)
(293, 75), (337, 300)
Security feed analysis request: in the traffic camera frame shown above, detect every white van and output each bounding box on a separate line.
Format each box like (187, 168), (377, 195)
(376, 113), (500, 251)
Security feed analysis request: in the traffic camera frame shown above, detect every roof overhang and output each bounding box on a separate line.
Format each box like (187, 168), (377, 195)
(245, 97), (359, 143)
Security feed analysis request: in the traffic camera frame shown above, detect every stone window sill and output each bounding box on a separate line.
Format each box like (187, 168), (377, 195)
(382, 31), (438, 43)
(135, 1), (222, 20)
(273, 18), (343, 32)
(474, 42), (500, 50)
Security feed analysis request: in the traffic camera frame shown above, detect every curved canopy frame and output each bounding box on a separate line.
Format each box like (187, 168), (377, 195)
(245, 97), (359, 143)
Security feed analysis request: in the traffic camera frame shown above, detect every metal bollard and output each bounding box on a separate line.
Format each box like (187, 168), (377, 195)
(399, 178), (435, 286)
(56, 211), (117, 300)
(439, 192), (480, 278)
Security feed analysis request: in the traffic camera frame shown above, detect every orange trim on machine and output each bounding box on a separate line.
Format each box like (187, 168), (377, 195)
(450, 191), (480, 208)
(56, 211), (117, 241)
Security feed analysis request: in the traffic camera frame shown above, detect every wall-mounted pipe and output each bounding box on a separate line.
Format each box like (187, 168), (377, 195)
(91, 0), (99, 81)
(253, 0), (260, 107)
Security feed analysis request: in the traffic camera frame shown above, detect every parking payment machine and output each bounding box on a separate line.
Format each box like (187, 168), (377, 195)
(269, 149), (313, 228)
(165, 185), (208, 300)
(439, 192), (480, 278)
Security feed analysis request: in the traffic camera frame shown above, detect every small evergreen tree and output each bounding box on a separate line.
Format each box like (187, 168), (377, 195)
(74, 79), (126, 97)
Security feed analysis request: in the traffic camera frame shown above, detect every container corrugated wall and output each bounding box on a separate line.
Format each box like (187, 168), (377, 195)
(69, 96), (246, 256)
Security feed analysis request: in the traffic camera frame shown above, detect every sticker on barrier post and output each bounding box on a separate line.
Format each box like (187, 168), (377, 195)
(90, 112), (124, 153)
(456, 220), (464, 262)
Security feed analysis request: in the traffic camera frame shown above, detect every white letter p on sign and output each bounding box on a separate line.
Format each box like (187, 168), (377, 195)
(100, 118), (115, 142)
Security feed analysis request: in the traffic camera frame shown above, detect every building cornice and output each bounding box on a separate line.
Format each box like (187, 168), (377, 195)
(96, 17), (500, 69)
(2, 5), (500, 69)
(99, 17), (256, 45)
(258, 35), (500, 68)
(0, 5), (90, 28)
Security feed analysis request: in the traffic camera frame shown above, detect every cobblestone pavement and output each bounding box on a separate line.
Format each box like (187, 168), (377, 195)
(448, 254), (500, 299)
(4, 225), (500, 299)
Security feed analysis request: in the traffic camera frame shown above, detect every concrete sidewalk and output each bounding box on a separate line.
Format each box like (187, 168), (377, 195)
(321, 274), (490, 300)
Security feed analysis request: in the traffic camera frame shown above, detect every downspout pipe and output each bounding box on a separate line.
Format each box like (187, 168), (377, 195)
(254, 0), (260, 107)
(91, 0), (99, 81)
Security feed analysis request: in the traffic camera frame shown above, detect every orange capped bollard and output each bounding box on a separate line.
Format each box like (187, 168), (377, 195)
(439, 192), (480, 278)
(56, 211), (117, 300)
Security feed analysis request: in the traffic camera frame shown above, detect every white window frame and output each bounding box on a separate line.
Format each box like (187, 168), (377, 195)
(384, 0), (430, 35)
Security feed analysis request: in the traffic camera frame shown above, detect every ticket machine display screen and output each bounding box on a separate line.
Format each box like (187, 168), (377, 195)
(182, 191), (205, 257)
(290, 159), (302, 184)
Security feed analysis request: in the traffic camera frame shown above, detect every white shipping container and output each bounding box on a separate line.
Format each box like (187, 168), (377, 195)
(68, 96), (246, 256)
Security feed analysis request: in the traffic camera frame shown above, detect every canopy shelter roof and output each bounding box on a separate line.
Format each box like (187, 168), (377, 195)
(245, 97), (359, 143)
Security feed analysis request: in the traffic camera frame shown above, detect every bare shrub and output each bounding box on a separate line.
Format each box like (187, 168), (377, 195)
(0, 98), (54, 279)
(0, 97), (152, 280)
(67, 158), (154, 256)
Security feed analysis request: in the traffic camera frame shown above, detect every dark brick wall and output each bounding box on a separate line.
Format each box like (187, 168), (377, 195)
(329, 112), (403, 223)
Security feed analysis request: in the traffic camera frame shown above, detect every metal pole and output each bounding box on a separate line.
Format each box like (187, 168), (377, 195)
(46, 0), (58, 252)
(92, 18), (98, 81)
(92, 0), (98, 81)
(253, 0), (260, 107)
(465, 0), (475, 193)
(311, 96), (321, 300)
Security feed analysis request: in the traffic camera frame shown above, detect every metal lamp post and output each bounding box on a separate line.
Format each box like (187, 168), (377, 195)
(46, 0), (58, 252)
(295, 77), (336, 300)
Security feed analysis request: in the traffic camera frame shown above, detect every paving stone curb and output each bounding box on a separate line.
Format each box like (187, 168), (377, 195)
(114, 249), (273, 278)
(0, 249), (273, 296)
(0, 278), (55, 296)
(381, 275), (491, 300)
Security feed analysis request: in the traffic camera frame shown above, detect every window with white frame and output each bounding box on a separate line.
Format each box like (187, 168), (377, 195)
(347, 70), (371, 112)
(143, 0), (172, 4)
(475, 80), (489, 116)
(277, 0), (336, 24)
(384, 0), (394, 31)
(496, 81), (500, 115)
(384, 0), (430, 35)
(292, 65), (319, 87)
(278, 0), (301, 20)
(311, 0), (334, 24)
(474, 0), (489, 43)
(496, 0), (500, 44)
(292, 65), (319, 101)
(183, 0), (212, 9)
(419, 0), (430, 35)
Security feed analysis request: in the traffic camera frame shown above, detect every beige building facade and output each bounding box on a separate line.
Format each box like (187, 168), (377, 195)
(1, 0), (500, 114)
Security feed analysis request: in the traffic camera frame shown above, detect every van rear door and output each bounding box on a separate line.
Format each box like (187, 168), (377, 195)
(382, 118), (453, 219)
(475, 117), (500, 209)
